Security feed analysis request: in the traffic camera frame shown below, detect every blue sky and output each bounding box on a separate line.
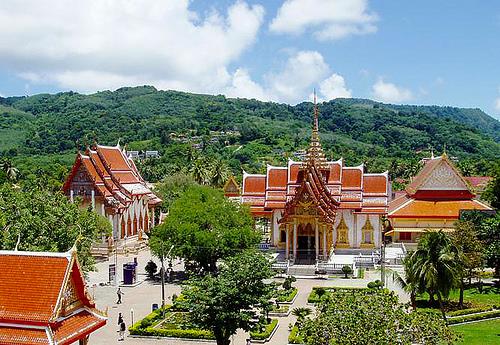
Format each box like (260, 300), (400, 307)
(0, 0), (499, 119)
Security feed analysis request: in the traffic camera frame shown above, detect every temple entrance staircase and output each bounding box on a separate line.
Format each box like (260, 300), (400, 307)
(287, 264), (317, 277)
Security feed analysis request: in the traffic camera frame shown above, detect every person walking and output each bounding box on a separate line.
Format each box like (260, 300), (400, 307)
(117, 287), (124, 304)
(118, 312), (123, 326)
(118, 319), (126, 341)
(246, 338), (251, 345)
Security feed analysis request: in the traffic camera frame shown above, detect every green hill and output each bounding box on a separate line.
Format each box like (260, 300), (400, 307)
(0, 86), (498, 179)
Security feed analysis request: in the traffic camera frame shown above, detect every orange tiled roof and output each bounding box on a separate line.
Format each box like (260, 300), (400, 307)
(342, 167), (363, 189)
(363, 174), (387, 194)
(388, 199), (491, 218)
(328, 159), (342, 183)
(62, 143), (161, 208)
(242, 174), (266, 195)
(0, 253), (69, 323)
(465, 176), (492, 190)
(0, 326), (49, 345)
(53, 310), (106, 345)
(267, 167), (287, 190)
(0, 250), (106, 345)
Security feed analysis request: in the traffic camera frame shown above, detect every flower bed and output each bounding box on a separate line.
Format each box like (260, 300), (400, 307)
(276, 287), (298, 303)
(250, 319), (278, 341)
(307, 286), (368, 304)
(269, 304), (290, 316)
(129, 305), (214, 340)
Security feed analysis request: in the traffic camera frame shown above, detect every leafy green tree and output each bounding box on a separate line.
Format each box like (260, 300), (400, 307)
(450, 220), (484, 307)
(482, 173), (500, 209)
(478, 214), (500, 277)
(154, 172), (197, 212)
(301, 289), (457, 345)
(151, 185), (260, 273)
(410, 231), (460, 320)
(210, 158), (231, 188)
(0, 184), (110, 271)
(190, 158), (210, 185)
(182, 251), (273, 345)
(0, 159), (19, 181)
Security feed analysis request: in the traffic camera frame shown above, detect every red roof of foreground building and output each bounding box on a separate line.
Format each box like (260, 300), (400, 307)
(0, 249), (106, 345)
(62, 143), (161, 210)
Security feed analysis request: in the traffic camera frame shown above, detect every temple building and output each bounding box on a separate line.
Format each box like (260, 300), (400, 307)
(226, 104), (390, 262)
(0, 248), (107, 344)
(63, 143), (161, 240)
(387, 153), (493, 246)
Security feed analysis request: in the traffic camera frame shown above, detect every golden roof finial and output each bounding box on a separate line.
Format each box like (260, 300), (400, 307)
(303, 89), (328, 169)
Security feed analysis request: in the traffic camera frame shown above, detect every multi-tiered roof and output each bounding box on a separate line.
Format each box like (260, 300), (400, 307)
(62, 143), (161, 211)
(240, 99), (389, 217)
(0, 248), (106, 344)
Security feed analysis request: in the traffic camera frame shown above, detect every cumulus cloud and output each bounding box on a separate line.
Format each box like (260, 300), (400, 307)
(0, 0), (264, 93)
(227, 51), (352, 104)
(371, 78), (413, 103)
(318, 73), (352, 100)
(270, 0), (377, 40)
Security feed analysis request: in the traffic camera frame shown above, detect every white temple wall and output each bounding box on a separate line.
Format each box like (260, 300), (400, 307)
(272, 209), (281, 246)
(355, 214), (367, 248)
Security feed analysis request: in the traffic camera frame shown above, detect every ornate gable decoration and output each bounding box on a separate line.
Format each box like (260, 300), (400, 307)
(420, 160), (469, 191)
(223, 176), (240, 196)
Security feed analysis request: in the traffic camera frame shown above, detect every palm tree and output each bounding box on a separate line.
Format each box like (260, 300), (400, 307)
(392, 255), (420, 310)
(409, 230), (460, 321)
(190, 158), (209, 185)
(292, 307), (312, 327)
(1, 159), (19, 181)
(210, 159), (231, 188)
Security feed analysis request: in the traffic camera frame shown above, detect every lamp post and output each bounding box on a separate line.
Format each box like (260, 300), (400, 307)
(380, 216), (392, 287)
(160, 244), (174, 317)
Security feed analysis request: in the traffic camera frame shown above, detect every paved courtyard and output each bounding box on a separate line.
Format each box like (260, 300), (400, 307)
(86, 249), (408, 345)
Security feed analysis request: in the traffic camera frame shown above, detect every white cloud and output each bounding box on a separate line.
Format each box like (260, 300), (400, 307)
(225, 68), (267, 100)
(495, 97), (500, 112)
(0, 0), (264, 93)
(371, 78), (413, 103)
(270, 0), (377, 40)
(265, 50), (330, 103)
(318, 73), (352, 100)
(229, 51), (353, 104)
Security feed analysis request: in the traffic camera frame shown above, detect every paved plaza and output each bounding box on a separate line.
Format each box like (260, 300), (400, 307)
(86, 249), (408, 345)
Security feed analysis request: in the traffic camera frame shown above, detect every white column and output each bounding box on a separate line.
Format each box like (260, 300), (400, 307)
(353, 213), (357, 248)
(323, 225), (327, 259)
(151, 207), (156, 227)
(293, 222), (297, 259)
(91, 190), (95, 210)
(285, 225), (290, 259)
(70, 190), (74, 203)
(315, 222), (319, 260)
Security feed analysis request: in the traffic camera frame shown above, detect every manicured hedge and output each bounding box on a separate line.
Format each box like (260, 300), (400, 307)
(448, 309), (500, 325)
(130, 326), (215, 339)
(288, 325), (304, 344)
(250, 319), (278, 340)
(307, 286), (368, 303)
(447, 306), (493, 317)
(277, 287), (298, 302)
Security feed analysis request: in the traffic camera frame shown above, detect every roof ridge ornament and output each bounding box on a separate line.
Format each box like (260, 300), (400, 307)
(303, 89), (328, 169)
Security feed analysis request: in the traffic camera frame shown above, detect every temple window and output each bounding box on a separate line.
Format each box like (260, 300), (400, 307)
(336, 216), (348, 244)
(280, 230), (286, 243)
(362, 218), (374, 244)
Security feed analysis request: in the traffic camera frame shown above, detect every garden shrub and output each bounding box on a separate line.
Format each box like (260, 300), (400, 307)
(447, 306), (493, 317)
(250, 319), (278, 340)
(277, 287), (298, 302)
(448, 309), (500, 325)
(288, 325), (304, 344)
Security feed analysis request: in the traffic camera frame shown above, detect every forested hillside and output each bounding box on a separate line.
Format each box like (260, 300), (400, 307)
(1, 86), (499, 185)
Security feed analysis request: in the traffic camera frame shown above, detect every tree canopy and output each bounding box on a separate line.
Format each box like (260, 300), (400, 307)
(150, 185), (260, 273)
(182, 251), (273, 345)
(0, 184), (111, 271)
(302, 289), (457, 345)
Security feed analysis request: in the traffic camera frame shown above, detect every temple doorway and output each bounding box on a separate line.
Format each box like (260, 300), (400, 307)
(297, 235), (315, 264)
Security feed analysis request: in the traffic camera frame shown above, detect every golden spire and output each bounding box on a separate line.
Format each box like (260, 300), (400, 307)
(303, 89), (328, 169)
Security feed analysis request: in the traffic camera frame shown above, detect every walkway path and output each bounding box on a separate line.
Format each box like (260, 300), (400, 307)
(86, 250), (409, 345)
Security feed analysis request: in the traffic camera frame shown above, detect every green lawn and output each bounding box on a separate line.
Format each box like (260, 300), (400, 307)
(417, 286), (500, 309)
(453, 319), (500, 344)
